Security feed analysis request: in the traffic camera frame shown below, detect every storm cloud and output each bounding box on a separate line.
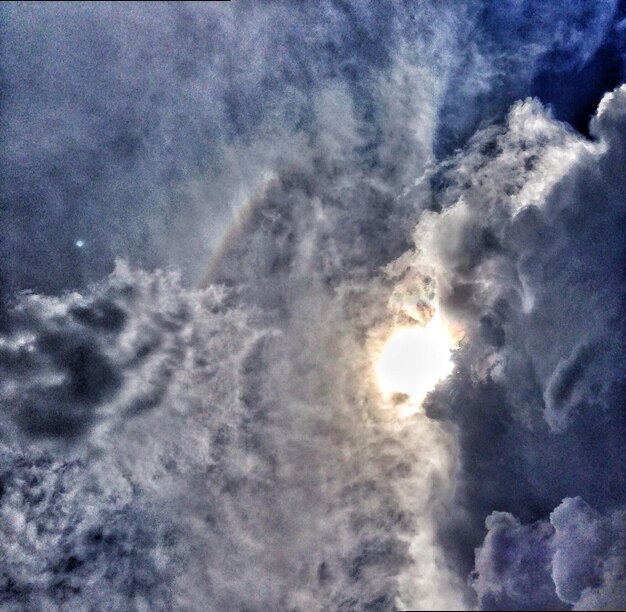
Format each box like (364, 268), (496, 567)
(417, 85), (626, 608)
(1, 1), (624, 610)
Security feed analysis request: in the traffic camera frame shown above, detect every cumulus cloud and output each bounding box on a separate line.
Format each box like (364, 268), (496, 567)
(472, 497), (625, 611)
(403, 86), (626, 606)
(471, 511), (565, 610)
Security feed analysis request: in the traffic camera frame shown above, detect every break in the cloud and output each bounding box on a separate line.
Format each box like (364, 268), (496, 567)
(0, 2), (624, 611)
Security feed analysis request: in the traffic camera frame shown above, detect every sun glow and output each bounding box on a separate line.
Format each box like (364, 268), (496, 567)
(376, 315), (457, 413)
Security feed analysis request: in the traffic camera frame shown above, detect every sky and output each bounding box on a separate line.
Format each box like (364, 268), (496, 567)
(0, 1), (625, 610)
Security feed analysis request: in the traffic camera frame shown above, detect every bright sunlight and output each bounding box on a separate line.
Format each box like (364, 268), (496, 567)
(376, 315), (456, 412)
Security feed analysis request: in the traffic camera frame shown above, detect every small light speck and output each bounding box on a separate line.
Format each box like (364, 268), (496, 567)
(75, 240), (85, 248)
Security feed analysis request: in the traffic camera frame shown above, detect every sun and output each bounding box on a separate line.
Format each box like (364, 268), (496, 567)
(376, 315), (457, 413)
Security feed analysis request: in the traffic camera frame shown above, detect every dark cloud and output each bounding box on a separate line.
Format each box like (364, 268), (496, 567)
(531, 1), (626, 135)
(434, 0), (624, 155)
(471, 511), (565, 611)
(1, 2), (624, 610)
(0, 449), (177, 611)
(472, 498), (626, 611)
(0, 263), (245, 445)
(415, 87), (626, 606)
(2, 1), (621, 295)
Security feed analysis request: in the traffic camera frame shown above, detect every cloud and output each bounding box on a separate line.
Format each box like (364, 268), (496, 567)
(551, 497), (625, 609)
(434, 0), (621, 154)
(471, 511), (565, 610)
(1, 3), (624, 610)
(402, 86), (626, 606)
(0, 261), (251, 447)
(0, 0), (425, 294)
(2, 1), (620, 294)
(0, 448), (178, 611)
(472, 497), (625, 610)
(0, 253), (460, 609)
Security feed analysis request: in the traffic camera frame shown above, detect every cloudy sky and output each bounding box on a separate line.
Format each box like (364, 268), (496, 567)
(1, 2), (625, 610)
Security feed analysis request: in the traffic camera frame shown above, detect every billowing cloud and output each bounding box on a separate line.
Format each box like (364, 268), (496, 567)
(408, 86), (626, 607)
(472, 497), (625, 611)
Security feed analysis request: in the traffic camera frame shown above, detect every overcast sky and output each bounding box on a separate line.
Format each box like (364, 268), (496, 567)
(1, 2), (625, 610)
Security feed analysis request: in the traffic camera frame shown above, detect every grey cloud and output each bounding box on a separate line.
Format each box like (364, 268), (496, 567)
(2, 3), (624, 610)
(409, 87), (626, 606)
(471, 511), (565, 611)
(434, 0), (619, 154)
(550, 497), (623, 607)
(0, 261), (251, 447)
(0, 0), (419, 294)
(543, 342), (596, 433)
(0, 449), (178, 611)
(472, 497), (626, 611)
(0, 255), (428, 609)
(0, 38), (450, 597)
(1, 1), (617, 295)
